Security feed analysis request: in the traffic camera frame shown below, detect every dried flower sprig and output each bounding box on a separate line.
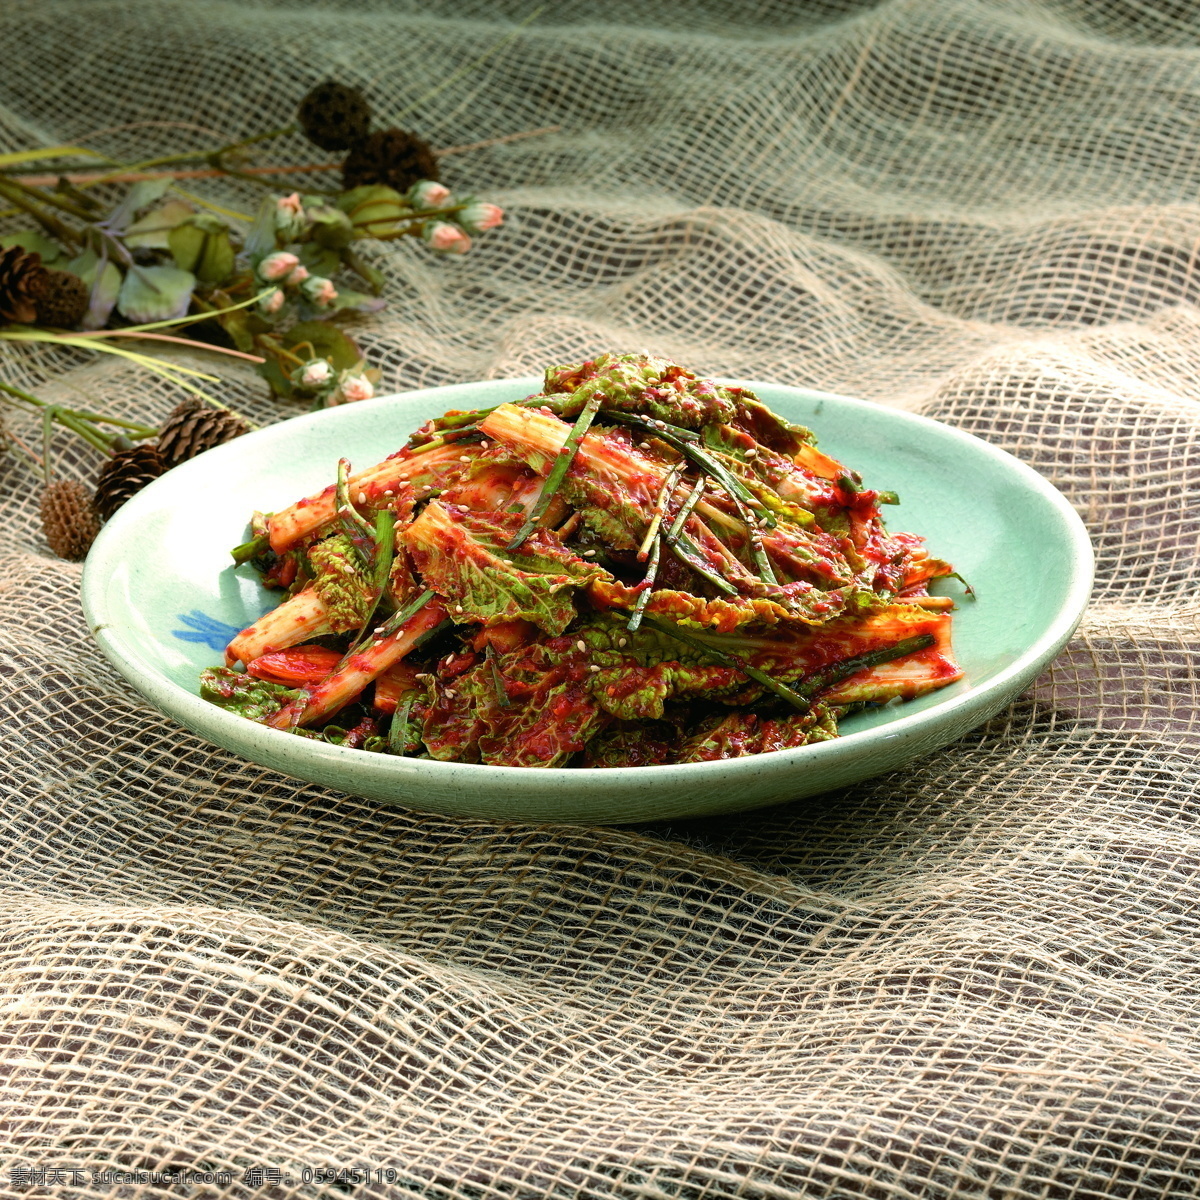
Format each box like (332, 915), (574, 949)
(0, 27), (542, 557)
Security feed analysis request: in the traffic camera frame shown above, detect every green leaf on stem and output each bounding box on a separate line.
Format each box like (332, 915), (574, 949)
(0, 230), (67, 267)
(117, 265), (195, 323)
(124, 198), (196, 250)
(65, 249), (123, 330)
(169, 217), (235, 283)
(106, 178), (172, 233)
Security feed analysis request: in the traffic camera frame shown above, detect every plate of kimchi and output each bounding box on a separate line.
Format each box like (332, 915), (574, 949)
(82, 354), (1093, 824)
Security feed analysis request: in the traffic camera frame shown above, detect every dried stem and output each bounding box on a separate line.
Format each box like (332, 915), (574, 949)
(12, 125), (563, 188)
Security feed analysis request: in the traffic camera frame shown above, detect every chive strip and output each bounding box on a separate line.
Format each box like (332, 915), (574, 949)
(627, 534), (661, 634)
(348, 509), (397, 649)
(738, 495), (778, 587)
(947, 571), (976, 597)
(664, 529), (739, 596)
(291, 594), (443, 730)
(406, 426), (483, 454)
(389, 698), (414, 756)
(507, 387), (604, 550)
(655, 473), (740, 595)
(796, 634), (936, 697)
(637, 464), (682, 561)
(369, 588), (438, 643)
(877, 490), (900, 505)
(643, 616), (811, 713)
(606, 410), (779, 586)
(666, 474), (706, 541)
(604, 411), (775, 527)
(230, 532), (269, 565)
(486, 645), (512, 708)
(335, 458), (377, 563)
(334, 587), (437, 673)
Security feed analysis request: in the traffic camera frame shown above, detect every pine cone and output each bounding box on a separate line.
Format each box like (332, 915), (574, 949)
(155, 399), (249, 468)
(298, 80), (372, 152)
(342, 128), (440, 193)
(36, 269), (89, 328)
(40, 479), (101, 560)
(0, 245), (50, 324)
(94, 444), (165, 521)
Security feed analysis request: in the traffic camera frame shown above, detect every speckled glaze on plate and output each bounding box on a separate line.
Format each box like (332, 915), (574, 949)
(81, 378), (1093, 825)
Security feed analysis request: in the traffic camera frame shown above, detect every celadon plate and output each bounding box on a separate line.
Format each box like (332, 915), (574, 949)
(82, 378), (1093, 826)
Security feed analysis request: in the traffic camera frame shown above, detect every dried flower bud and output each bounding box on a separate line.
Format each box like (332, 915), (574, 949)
(424, 222), (472, 255)
(259, 287), (286, 316)
(273, 192), (306, 240)
(409, 180), (452, 209)
(302, 276), (338, 308)
(336, 373), (375, 403)
(457, 201), (504, 233)
(298, 359), (334, 388)
(258, 251), (301, 282)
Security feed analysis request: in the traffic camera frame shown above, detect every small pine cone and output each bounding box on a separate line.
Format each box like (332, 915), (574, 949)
(298, 80), (372, 152)
(94, 444), (165, 521)
(40, 479), (101, 560)
(0, 245), (51, 324)
(342, 128), (440, 193)
(155, 399), (250, 468)
(36, 269), (89, 328)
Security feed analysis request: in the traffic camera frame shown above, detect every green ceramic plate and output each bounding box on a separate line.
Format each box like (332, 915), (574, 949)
(82, 378), (1093, 825)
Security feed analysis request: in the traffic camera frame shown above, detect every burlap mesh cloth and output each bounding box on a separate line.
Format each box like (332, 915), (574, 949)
(2, 1), (1200, 1195)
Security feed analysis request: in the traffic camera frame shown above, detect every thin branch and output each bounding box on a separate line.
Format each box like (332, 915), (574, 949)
(73, 330), (265, 363)
(13, 124), (563, 187)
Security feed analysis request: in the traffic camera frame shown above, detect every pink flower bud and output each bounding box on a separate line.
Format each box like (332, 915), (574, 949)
(300, 359), (333, 388)
(277, 192), (303, 217)
(303, 276), (339, 308)
(286, 265), (310, 287)
(458, 201), (503, 233)
(410, 180), (452, 208)
(424, 222), (472, 254)
(259, 287), (285, 316)
(338, 374), (375, 403)
(258, 251), (300, 282)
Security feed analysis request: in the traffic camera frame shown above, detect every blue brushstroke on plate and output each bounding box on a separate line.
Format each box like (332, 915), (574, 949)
(172, 610), (245, 652)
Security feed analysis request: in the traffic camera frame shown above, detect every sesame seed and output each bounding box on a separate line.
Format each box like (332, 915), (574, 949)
(445, 688), (456, 698)
(459, 455), (470, 463)
(357, 491), (367, 503)
(384, 489), (394, 497)
(454, 604), (464, 613)
(638, 441), (650, 449)
(502, 558), (514, 565)
(744, 449), (757, 459)
(582, 548), (596, 557)
(618, 637), (627, 648)
(576, 640), (587, 653)
(480, 439), (489, 449)
(589, 664), (601, 673)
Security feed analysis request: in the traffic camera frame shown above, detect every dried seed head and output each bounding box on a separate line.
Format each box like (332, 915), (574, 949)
(40, 479), (100, 561)
(297, 80), (372, 152)
(342, 127), (439, 192)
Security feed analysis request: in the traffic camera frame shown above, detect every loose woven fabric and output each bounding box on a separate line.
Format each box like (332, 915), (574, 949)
(2, 2), (1200, 1195)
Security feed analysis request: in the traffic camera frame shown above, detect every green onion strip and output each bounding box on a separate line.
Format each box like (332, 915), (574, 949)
(645, 619), (937, 714)
(507, 387), (605, 551)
